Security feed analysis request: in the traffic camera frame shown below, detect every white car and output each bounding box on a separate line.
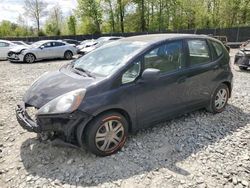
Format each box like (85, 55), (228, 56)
(12, 41), (30, 47)
(0, 40), (17, 60)
(76, 39), (96, 53)
(8, 40), (78, 63)
(79, 37), (123, 55)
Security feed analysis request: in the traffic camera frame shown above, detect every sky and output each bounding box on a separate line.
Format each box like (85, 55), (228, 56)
(0, 0), (78, 25)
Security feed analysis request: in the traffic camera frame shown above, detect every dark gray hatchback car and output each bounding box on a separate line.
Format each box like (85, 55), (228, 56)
(16, 34), (233, 156)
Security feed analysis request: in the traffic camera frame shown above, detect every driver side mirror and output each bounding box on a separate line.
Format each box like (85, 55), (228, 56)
(141, 68), (160, 81)
(40, 45), (44, 49)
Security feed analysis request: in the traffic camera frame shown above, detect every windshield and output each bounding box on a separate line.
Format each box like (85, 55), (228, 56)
(73, 41), (145, 77)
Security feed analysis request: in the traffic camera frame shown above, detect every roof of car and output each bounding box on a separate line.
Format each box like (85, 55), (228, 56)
(0, 39), (14, 43)
(120, 34), (211, 44)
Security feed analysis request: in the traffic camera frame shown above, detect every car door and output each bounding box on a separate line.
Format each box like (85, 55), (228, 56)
(124, 40), (188, 129)
(182, 39), (221, 106)
(0, 42), (11, 59)
(38, 42), (54, 59)
(52, 42), (66, 58)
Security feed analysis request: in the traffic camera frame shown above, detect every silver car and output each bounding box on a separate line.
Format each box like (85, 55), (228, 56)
(0, 40), (17, 60)
(8, 40), (77, 63)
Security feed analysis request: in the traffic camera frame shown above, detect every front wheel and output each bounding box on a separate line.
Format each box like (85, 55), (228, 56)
(81, 112), (128, 156)
(206, 83), (229, 113)
(24, 53), (35, 63)
(64, 51), (73, 60)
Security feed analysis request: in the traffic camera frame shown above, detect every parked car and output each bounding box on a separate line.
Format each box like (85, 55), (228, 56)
(16, 34), (233, 156)
(76, 39), (96, 53)
(212, 35), (230, 52)
(234, 42), (250, 70)
(0, 40), (17, 60)
(8, 40), (77, 63)
(62, 39), (81, 46)
(12, 41), (30, 47)
(240, 39), (250, 48)
(79, 36), (123, 54)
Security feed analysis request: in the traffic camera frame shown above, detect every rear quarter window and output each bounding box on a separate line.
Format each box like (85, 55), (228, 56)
(187, 40), (211, 66)
(211, 41), (224, 57)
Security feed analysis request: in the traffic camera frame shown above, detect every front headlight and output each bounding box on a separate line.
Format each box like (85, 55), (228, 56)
(37, 89), (86, 115)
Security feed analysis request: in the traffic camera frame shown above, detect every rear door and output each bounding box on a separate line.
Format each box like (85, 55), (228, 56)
(182, 39), (222, 106)
(0, 42), (11, 59)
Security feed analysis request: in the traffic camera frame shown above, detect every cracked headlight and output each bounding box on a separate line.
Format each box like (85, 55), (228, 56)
(37, 89), (86, 115)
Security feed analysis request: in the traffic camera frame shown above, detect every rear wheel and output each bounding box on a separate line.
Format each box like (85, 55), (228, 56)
(80, 112), (128, 156)
(206, 83), (229, 113)
(24, 53), (35, 63)
(239, 66), (248, 71)
(64, 51), (73, 60)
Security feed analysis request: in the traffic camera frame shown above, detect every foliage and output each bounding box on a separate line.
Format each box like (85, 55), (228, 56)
(23, 0), (48, 35)
(44, 5), (63, 36)
(0, 0), (250, 36)
(67, 16), (77, 35)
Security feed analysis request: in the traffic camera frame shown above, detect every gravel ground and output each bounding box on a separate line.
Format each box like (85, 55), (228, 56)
(0, 50), (249, 188)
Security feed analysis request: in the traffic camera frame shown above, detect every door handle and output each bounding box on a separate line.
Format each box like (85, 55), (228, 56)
(177, 76), (187, 83)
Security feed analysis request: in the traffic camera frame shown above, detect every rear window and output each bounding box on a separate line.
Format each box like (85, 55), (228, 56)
(211, 41), (223, 57)
(187, 40), (211, 66)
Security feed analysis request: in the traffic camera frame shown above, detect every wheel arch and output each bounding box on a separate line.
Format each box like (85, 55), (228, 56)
(64, 50), (73, 55)
(24, 52), (37, 60)
(222, 81), (232, 97)
(76, 108), (133, 148)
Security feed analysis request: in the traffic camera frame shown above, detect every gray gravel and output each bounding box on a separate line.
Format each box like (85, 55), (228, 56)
(0, 50), (249, 188)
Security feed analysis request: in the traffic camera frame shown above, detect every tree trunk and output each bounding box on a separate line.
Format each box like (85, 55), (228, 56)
(118, 0), (124, 33)
(140, 0), (146, 31)
(107, 0), (115, 32)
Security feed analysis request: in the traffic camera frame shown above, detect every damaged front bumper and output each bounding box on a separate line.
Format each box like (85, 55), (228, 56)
(7, 52), (24, 62)
(16, 102), (93, 143)
(234, 55), (250, 67)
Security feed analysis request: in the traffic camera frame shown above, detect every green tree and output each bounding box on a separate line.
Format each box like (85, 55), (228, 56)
(67, 15), (77, 35)
(77, 0), (102, 34)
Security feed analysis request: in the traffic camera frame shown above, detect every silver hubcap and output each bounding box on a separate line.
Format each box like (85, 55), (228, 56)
(215, 88), (227, 110)
(95, 120), (124, 152)
(26, 54), (34, 63)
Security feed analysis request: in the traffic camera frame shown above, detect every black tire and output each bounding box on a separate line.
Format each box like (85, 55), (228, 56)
(64, 51), (73, 60)
(24, 53), (36, 63)
(206, 83), (229, 113)
(80, 112), (129, 156)
(239, 66), (248, 71)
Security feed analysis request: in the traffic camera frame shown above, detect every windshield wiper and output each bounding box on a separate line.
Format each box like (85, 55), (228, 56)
(73, 67), (95, 78)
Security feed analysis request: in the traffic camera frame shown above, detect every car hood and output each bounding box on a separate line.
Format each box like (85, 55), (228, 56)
(23, 68), (102, 108)
(9, 45), (30, 53)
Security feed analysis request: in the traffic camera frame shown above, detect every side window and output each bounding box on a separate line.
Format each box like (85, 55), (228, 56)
(144, 41), (183, 74)
(211, 41), (223, 57)
(0, 42), (9, 47)
(122, 61), (141, 84)
(187, 40), (211, 66)
(43, 42), (52, 48)
(54, 42), (65, 47)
